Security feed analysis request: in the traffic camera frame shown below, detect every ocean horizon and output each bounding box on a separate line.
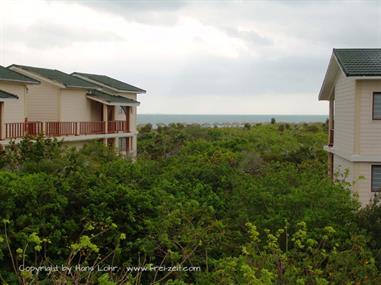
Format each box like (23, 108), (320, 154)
(137, 114), (328, 125)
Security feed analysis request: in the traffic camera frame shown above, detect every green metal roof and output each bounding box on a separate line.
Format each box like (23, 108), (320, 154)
(0, 65), (39, 84)
(73, 72), (146, 93)
(334, 49), (381, 76)
(87, 89), (140, 106)
(9, 65), (99, 89)
(0, 89), (19, 99)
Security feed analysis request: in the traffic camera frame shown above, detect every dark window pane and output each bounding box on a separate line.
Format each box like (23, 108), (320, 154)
(372, 165), (381, 192)
(374, 93), (381, 119)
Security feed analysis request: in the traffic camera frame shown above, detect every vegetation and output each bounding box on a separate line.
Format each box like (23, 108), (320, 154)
(0, 123), (380, 284)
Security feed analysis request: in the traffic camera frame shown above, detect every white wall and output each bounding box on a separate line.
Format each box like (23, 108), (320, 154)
(0, 82), (26, 123)
(334, 154), (378, 206)
(333, 154), (354, 184)
(334, 71), (356, 156)
(353, 162), (377, 205)
(26, 80), (60, 121)
(60, 89), (97, 121)
(357, 80), (381, 156)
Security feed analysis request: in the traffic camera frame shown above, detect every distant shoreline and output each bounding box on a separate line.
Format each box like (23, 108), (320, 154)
(137, 114), (328, 126)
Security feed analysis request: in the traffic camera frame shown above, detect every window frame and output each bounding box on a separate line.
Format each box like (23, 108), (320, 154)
(372, 92), (381, 120)
(371, 165), (381, 192)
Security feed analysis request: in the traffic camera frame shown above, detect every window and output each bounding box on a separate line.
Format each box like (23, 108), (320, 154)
(372, 165), (381, 192)
(373, 93), (381, 120)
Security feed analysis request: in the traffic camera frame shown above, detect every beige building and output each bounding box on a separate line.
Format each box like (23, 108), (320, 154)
(0, 64), (146, 157)
(0, 65), (40, 141)
(319, 49), (381, 205)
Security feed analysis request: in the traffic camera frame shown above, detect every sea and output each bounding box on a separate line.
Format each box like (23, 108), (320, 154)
(137, 114), (328, 126)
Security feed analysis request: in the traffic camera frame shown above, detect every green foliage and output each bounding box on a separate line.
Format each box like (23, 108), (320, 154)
(98, 274), (117, 285)
(205, 222), (380, 284)
(356, 195), (381, 269)
(0, 123), (378, 284)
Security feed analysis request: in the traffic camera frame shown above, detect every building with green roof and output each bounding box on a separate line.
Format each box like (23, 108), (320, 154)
(9, 65), (99, 89)
(2, 64), (146, 158)
(319, 48), (381, 206)
(0, 66), (40, 140)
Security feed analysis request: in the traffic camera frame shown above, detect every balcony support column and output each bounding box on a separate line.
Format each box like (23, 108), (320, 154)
(75, 122), (80, 136)
(0, 103), (4, 140)
(42, 120), (46, 136)
(102, 104), (108, 144)
(125, 106), (130, 132)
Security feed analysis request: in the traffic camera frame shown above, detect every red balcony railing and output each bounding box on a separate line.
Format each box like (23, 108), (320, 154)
(6, 123), (24, 138)
(26, 121), (44, 136)
(108, 120), (129, 133)
(46, 122), (78, 137)
(79, 121), (105, 135)
(5, 121), (43, 139)
(3, 120), (130, 139)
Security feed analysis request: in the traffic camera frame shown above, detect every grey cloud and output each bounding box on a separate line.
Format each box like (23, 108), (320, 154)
(317, 17), (380, 47)
(224, 27), (273, 46)
(4, 22), (122, 49)
(68, 0), (189, 25)
(72, 0), (379, 48)
(277, 2), (380, 47)
(168, 53), (327, 97)
(186, 0), (379, 48)
(3, 0), (379, 114)
(81, 0), (188, 12)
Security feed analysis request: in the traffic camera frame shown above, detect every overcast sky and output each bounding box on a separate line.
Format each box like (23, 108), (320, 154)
(1, 0), (380, 114)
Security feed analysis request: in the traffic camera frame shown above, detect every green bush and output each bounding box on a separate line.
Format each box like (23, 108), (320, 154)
(0, 124), (378, 284)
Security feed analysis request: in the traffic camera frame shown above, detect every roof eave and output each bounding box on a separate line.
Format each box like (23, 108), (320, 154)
(0, 98), (18, 101)
(346, 75), (381, 79)
(65, 85), (97, 89)
(319, 53), (342, 101)
(87, 95), (140, 107)
(0, 89), (19, 100)
(9, 66), (66, 88)
(117, 89), (147, 94)
(0, 78), (40, 85)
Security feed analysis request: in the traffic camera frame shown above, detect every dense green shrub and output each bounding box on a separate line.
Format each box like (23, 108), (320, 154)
(0, 124), (378, 284)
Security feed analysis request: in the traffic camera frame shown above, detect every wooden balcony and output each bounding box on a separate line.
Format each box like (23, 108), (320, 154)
(46, 122), (78, 137)
(108, 120), (130, 133)
(5, 121), (44, 139)
(79, 121), (105, 135)
(3, 120), (130, 139)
